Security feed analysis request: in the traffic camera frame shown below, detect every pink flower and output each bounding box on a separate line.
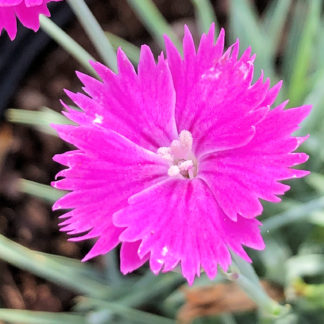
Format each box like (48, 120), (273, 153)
(52, 25), (310, 284)
(0, 0), (61, 40)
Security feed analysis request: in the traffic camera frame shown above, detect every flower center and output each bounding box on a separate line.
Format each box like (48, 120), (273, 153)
(157, 130), (198, 179)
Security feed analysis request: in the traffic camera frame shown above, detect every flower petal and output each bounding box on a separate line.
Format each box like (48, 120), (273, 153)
(0, 0), (59, 39)
(63, 47), (177, 152)
(114, 178), (264, 284)
(199, 103), (311, 221)
(120, 241), (149, 275)
(52, 127), (169, 260)
(165, 25), (270, 156)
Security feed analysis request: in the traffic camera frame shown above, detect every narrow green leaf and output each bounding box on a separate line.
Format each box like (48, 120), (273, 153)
(0, 234), (110, 298)
(286, 254), (324, 283)
(118, 272), (183, 307)
(306, 173), (324, 194)
(19, 179), (65, 203)
(229, 0), (275, 79)
(6, 107), (71, 136)
(67, 0), (117, 72)
(231, 252), (260, 286)
(39, 15), (96, 76)
(219, 314), (238, 324)
(0, 309), (86, 324)
(282, 0), (305, 84)
(105, 31), (140, 63)
(191, 0), (218, 35)
(286, 0), (321, 106)
(127, 0), (181, 50)
(262, 0), (292, 55)
(262, 196), (324, 232)
(297, 73), (324, 135)
(259, 237), (291, 285)
(80, 297), (175, 324)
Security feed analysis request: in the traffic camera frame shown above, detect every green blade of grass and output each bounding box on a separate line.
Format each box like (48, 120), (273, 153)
(39, 15), (96, 76)
(229, 0), (276, 80)
(297, 69), (324, 136)
(105, 31), (140, 63)
(6, 107), (71, 136)
(306, 173), (324, 194)
(67, 0), (117, 72)
(286, 254), (324, 283)
(191, 0), (218, 35)
(286, 0), (321, 106)
(262, 0), (292, 56)
(0, 234), (110, 298)
(78, 297), (175, 324)
(127, 0), (180, 50)
(19, 179), (65, 203)
(118, 272), (183, 308)
(282, 0), (305, 84)
(262, 196), (324, 232)
(0, 310), (86, 324)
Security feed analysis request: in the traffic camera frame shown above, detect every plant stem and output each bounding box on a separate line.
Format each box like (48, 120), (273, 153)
(39, 15), (96, 75)
(227, 254), (289, 318)
(66, 0), (117, 72)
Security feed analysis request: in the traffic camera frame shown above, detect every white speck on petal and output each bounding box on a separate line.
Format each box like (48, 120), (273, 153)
(157, 259), (163, 264)
(239, 63), (249, 80)
(162, 246), (168, 256)
(93, 114), (103, 124)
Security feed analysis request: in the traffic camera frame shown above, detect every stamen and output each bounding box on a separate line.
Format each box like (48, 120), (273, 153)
(168, 165), (180, 176)
(170, 130), (193, 160)
(179, 160), (193, 172)
(159, 130), (197, 179)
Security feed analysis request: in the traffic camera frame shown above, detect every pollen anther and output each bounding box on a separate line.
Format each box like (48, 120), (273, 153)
(159, 130), (197, 179)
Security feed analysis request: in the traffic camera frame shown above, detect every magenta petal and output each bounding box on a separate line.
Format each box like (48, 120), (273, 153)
(66, 47), (177, 152)
(199, 103), (311, 220)
(53, 127), (169, 260)
(0, 0), (61, 39)
(114, 178), (264, 284)
(120, 241), (149, 274)
(165, 25), (270, 156)
(53, 24), (311, 284)
(0, 1), (22, 6)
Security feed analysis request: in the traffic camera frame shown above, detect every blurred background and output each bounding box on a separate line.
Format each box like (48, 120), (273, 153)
(0, 0), (324, 323)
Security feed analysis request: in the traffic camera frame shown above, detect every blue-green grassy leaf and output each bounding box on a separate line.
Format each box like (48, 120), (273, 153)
(6, 107), (72, 136)
(117, 272), (183, 307)
(262, 0), (292, 55)
(229, 0), (275, 80)
(285, 0), (321, 106)
(286, 254), (324, 283)
(0, 309), (86, 324)
(262, 196), (324, 232)
(66, 0), (117, 72)
(105, 31), (140, 63)
(259, 236), (291, 285)
(305, 173), (324, 194)
(191, 0), (218, 35)
(126, 0), (180, 50)
(79, 297), (175, 324)
(19, 179), (65, 203)
(0, 234), (110, 298)
(39, 15), (96, 76)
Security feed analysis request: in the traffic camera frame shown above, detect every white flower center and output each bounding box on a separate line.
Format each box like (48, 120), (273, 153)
(157, 130), (198, 179)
